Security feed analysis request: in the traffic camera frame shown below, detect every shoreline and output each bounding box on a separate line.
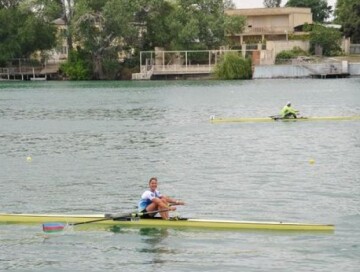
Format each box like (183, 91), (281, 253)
(1, 63), (360, 81)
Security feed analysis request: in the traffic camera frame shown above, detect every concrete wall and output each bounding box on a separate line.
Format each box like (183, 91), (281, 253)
(253, 62), (360, 78)
(253, 64), (310, 78)
(292, 12), (312, 27)
(349, 63), (360, 75)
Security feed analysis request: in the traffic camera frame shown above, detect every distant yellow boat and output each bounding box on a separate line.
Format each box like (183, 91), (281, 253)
(210, 115), (360, 123)
(0, 213), (334, 232)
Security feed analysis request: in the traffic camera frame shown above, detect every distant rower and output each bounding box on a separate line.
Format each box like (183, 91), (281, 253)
(280, 101), (298, 119)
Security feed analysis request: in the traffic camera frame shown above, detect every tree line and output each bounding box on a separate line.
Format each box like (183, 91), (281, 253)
(0, 0), (359, 80)
(0, 0), (246, 79)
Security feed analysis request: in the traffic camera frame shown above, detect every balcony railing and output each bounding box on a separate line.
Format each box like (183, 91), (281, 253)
(244, 26), (293, 34)
(152, 64), (213, 74)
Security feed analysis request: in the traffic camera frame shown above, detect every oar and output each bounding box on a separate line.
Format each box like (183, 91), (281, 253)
(269, 115), (281, 120)
(42, 209), (170, 233)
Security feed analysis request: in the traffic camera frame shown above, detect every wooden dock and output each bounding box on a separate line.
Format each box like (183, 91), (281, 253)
(0, 63), (60, 81)
(310, 73), (350, 79)
(132, 49), (241, 80)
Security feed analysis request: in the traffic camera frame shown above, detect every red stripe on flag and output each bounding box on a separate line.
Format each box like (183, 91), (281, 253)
(43, 225), (64, 231)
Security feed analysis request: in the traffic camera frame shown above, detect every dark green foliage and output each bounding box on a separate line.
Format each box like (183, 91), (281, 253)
(72, 0), (139, 79)
(137, 0), (176, 50)
(275, 51), (296, 64)
(224, 15), (246, 36)
(60, 49), (91, 80)
(285, 0), (332, 22)
(302, 22), (313, 32)
(335, 0), (360, 43)
(309, 25), (342, 56)
(214, 52), (252, 80)
(116, 57), (139, 80)
(275, 46), (309, 64)
(0, 8), (56, 63)
(187, 51), (210, 64)
(102, 58), (121, 80)
(139, 0), (245, 51)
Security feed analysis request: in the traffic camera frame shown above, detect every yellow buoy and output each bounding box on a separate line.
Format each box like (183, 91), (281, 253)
(309, 159), (315, 164)
(26, 156), (32, 162)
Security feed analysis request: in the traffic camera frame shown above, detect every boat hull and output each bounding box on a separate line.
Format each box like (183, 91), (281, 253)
(210, 116), (360, 123)
(0, 213), (334, 232)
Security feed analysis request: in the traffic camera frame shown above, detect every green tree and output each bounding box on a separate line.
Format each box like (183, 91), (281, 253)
(285, 0), (332, 22)
(224, 13), (246, 36)
(335, 0), (360, 43)
(161, 0), (244, 50)
(60, 48), (91, 79)
(70, 0), (139, 79)
(264, 0), (282, 8)
(0, 6), (56, 64)
(309, 25), (342, 56)
(1, 0), (245, 79)
(23, 0), (75, 57)
(133, 0), (176, 50)
(214, 52), (252, 80)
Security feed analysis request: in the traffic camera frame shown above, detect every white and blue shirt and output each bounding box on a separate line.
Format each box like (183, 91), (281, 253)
(138, 190), (162, 211)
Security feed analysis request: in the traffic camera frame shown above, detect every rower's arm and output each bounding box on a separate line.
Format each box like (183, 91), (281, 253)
(162, 195), (185, 205)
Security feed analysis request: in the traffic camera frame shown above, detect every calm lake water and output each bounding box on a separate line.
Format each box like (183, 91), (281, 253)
(1, 79), (359, 271)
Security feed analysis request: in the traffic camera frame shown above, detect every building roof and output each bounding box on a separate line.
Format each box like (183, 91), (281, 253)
(225, 7), (311, 16)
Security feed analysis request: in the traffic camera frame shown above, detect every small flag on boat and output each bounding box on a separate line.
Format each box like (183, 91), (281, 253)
(42, 222), (66, 233)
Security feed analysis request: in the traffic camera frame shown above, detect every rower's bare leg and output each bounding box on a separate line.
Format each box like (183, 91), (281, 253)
(151, 199), (176, 219)
(158, 199), (174, 219)
(145, 202), (159, 217)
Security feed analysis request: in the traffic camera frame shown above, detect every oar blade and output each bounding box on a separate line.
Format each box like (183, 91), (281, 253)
(42, 222), (66, 233)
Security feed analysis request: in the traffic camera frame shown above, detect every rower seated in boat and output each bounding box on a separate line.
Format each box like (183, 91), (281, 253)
(280, 101), (299, 119)
(138, 177), (184, 220)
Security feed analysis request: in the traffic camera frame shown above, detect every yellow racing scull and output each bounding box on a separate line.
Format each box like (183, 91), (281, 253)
(210, 115), (360, 124)
(0, 213), (334, 232)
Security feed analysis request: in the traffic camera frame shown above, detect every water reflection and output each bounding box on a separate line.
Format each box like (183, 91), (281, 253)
(138, 228), (174, 266)
(108, 226), (173, 266)
(139, 228), (169, 245)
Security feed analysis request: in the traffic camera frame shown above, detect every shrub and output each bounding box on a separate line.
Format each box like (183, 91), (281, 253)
(275, 47), (309, 64)
(214, 52), (252, 80)
(60, 49), (91, 80)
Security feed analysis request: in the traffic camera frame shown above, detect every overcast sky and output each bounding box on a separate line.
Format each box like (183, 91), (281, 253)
(233, 0), (337, 9)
